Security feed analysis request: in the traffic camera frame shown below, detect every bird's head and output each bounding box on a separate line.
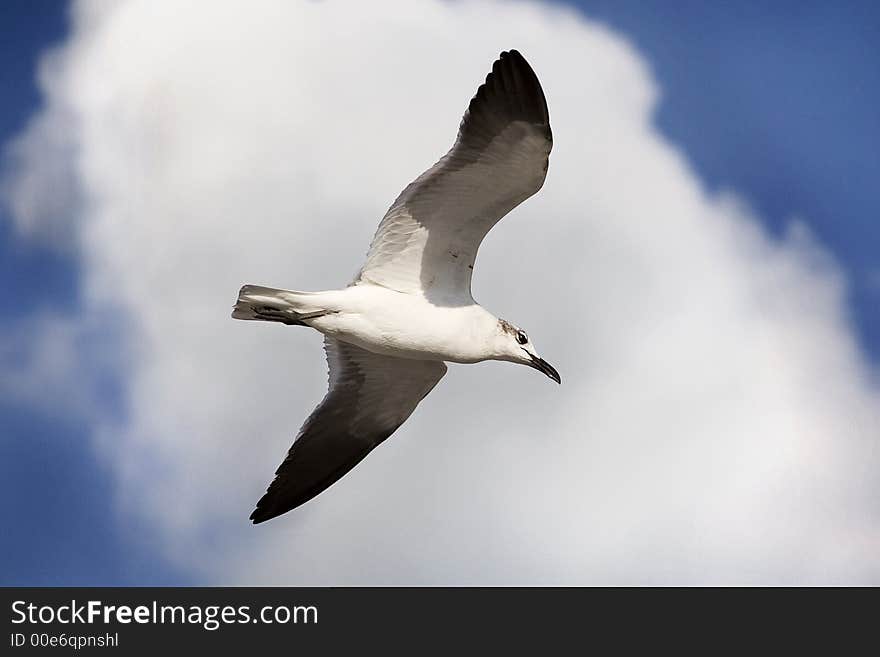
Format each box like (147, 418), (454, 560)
(493, 319), (561, 384)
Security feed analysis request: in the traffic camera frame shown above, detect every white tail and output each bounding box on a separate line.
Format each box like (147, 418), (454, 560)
(232, 285), (325, 325)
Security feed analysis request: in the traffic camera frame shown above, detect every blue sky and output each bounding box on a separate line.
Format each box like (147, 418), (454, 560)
(0, 1), (190, 585)
(1, 1), (878, 585)
(577, 0), (880, 362)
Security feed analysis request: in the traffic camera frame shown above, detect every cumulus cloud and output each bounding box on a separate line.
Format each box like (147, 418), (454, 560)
(4, 0), (879, 583)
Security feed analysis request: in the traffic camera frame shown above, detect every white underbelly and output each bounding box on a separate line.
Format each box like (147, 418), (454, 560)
(306, 285), (488, 363)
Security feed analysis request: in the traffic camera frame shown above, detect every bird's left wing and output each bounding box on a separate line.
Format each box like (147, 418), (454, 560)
(250, 337), (447, 523)
(356, 49), (552, 303)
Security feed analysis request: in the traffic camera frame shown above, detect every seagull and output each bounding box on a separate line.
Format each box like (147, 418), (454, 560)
(233, 49), (557, 524)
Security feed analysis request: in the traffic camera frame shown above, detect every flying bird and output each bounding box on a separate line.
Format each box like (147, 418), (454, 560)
(233, 50), (557, 523)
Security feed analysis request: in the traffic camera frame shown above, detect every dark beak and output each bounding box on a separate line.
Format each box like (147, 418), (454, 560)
(527, 353), (561, 384)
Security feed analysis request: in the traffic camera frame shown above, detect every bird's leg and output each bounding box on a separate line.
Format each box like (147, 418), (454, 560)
(251, 305), (304, 326)
(250, 306), (334, 326)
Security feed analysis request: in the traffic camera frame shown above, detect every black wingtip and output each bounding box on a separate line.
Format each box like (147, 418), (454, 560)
(250, 504), (288, 524)
(249, 483), (284, 524)
(249, 505), (269, 524)
(458, 48), (551, 150)
(249, 490), (287, 524)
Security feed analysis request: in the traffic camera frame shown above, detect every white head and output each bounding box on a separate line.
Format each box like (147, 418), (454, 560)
(491, 319), (561, 384)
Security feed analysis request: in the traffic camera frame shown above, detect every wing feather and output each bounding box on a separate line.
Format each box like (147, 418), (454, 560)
(356, 50), (552, 303)
(250, 338), (446, 523)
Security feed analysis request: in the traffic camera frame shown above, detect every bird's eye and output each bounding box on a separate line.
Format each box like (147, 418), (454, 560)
(516, 331), (528, 345)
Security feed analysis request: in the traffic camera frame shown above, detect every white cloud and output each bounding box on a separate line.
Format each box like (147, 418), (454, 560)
(4, 0), (879, 583)
(0, 313), (91, 419)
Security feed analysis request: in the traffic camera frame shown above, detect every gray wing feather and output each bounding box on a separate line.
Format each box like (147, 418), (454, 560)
(250, 338), (446, 523)
(356, 50), (552, 302)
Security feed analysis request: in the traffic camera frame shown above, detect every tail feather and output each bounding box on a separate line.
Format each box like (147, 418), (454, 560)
(232, 284), (323, 325)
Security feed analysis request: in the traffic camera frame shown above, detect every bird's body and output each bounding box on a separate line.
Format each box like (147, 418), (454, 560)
(233, 49), (559, 523)
(239, 283), (500, 363)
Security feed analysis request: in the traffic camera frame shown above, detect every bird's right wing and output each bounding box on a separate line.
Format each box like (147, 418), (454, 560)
(356, 49), (552, 303)
(250, 338), (447, 523)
